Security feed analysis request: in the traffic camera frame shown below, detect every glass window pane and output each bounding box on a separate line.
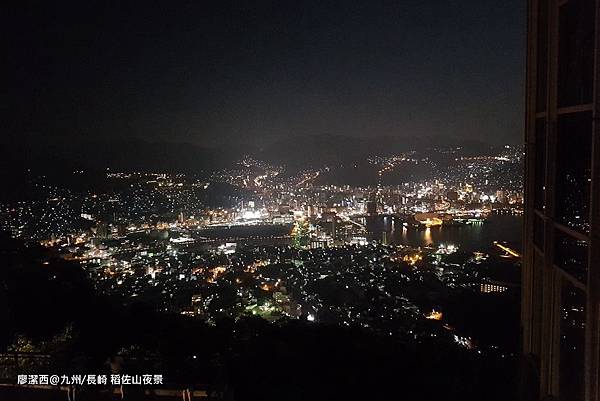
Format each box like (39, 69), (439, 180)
(536, 0), (548, 112)
(531, 253), (544, 358)
(559, 279), (586, 401)
(558, 0), (595, 107)
(534, 118), (546, 210)
(555, 112), (592, 233)
(554, 230), (588, 283)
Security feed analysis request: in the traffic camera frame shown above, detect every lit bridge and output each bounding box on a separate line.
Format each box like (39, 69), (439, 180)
(493, 241), (521, 258)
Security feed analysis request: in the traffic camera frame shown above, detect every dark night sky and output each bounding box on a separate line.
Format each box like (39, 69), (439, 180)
(3, 0), (525, 148)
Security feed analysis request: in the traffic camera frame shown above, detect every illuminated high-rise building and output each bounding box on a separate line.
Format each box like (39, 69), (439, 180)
(522, 0), (599, 400)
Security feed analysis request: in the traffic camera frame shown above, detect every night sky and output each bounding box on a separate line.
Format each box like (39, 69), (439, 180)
(4, 1), (525, 148)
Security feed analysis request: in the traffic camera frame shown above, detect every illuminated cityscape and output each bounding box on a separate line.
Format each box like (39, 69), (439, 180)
(0, 145), (525, 330)
(0, 143), (525, 400)
(3, 0), (597, 400)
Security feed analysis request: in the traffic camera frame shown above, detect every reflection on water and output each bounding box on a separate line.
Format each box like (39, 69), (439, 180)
(365, 214), (522, 252)
(424, 227), (432, 246)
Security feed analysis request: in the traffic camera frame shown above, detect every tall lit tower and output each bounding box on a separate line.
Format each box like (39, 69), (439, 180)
(522, 0), (599, 400)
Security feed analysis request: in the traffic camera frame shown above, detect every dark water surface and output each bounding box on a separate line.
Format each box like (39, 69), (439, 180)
(366, 214), (523, 252)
